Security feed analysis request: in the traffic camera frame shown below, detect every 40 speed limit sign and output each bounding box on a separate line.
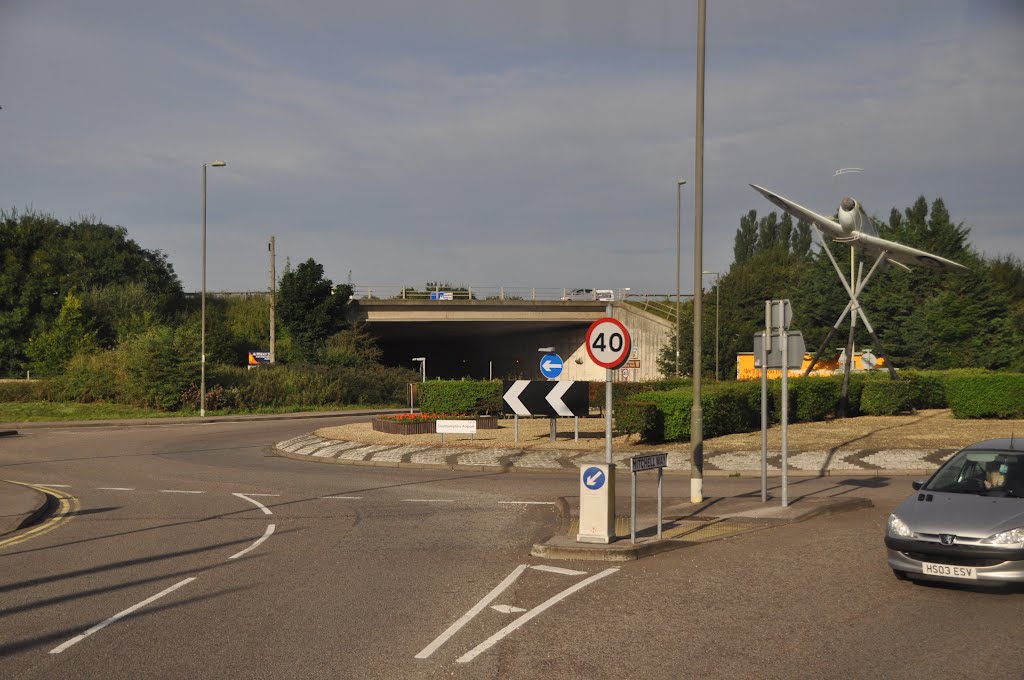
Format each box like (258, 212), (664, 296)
(585, 317), (632, 369)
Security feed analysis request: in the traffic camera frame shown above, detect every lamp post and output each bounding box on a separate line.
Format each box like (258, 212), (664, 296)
(412, 357), (426, 382)
(200, 160), (227, 417)
(676, 179), (687, 377)
(691, 0), (707, 503)
(702, 271), (720, 382)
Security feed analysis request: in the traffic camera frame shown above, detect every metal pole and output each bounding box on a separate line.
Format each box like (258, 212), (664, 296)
(201, 163), (207, 417)
(631, 470), (637, 544)
(676, 179), (686, 376)
(715, 279), (720, 383)
(690, 0), (707, 504)
(761, 303), (769, 502)
(657, 467), (663, 540)
(269, 236), (276, 364)
(781, 323), (789, 508)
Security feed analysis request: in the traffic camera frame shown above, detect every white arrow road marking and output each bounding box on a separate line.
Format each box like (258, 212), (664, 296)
(50, 577), (197, 654)
(457, 568), (619, 663)
(415, 564), (529, 659)
(229, 523), (275, 560)
(585, 471), (603, 487)
(491, 605), (527, 614)
(232, 493), (273, 515)
(502, 380), (531, 416)
(544, 381), (574, 417)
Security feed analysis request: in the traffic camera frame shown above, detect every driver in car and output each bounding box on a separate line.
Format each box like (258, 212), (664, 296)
(984, 461), (1008, 495)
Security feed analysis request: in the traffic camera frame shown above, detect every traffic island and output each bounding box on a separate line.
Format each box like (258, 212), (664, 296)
(530, 494), (873, 562)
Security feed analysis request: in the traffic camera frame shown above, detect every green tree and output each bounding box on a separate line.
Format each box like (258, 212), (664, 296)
(278, 258), (351, 359)
(24, 292), (97, 375)
(733, 210), (759, 264)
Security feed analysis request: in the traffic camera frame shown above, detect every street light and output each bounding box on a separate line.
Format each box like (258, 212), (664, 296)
(200, 160), (227, 417)
(412, 357), (426, 382)
(702, 271), (720, 382)
(676, 179), (687, 377)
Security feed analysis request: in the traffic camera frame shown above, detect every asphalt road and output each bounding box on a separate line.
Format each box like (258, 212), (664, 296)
(1, 418), (1022, 679)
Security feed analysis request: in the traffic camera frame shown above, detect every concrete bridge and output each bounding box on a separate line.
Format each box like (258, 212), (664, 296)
(349, 287), (677, 382)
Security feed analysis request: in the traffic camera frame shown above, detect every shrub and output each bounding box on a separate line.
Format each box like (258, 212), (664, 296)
(56, 350), (123, 403)
(638, 389), (692, 442)
(420, 380), (502, 415)
(944, 372), (1024, 419)
(117, 325), (200, 410)
(860, 379), (919, 415)
(614, 401), (662, 442)
(702, 383), (760, 437)
(789, 376), (840, 422)
(0, 380), (52, 402)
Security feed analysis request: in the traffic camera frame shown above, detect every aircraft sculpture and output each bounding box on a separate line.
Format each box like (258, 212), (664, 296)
(749, 184), (968, 403)
(750, 184), (968, 271)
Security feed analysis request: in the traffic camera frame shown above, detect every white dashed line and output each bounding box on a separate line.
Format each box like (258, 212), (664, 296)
(233, 493), (273, 515)
(229, 523), (275, 560)
(530, 565), (587, 576)
(321, 496), (363, 500)
(160, 490), (205, 494)
(498, 501), (556, 505)
(403, 499), (455, 503)
(97, 487), (134, 491)
(50, 577), (197, 654)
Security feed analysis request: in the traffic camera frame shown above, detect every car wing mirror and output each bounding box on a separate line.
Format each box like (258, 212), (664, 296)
(911, 480), (925, 490)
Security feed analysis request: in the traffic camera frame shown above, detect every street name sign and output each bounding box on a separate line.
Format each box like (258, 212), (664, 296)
(630, 453), (667, 473)
(502, 380), (589, 417)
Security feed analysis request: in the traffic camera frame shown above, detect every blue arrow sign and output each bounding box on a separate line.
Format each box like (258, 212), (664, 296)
(539, 353), (563, 379)
(582, 466), (605, 490)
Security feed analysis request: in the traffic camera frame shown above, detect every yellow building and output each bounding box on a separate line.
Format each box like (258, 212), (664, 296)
(735, 352), (885, 381)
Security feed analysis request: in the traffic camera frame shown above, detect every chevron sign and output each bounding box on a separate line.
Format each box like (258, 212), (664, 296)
(502, 380), (590, 417)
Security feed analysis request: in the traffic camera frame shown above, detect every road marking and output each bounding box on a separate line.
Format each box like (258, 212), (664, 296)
(415, 564), (529, 659)
(240, 493), (279, 497)
(160, 490), (205, 494)
(0, 483), (79, 550)
(30, 483), (70, 488)
(457, 568), (619, 664)
(232, 492), (273, 515)
(491, 605), (527, 614)
(403, 499), (455, 503)
(97, 487), (134, 491)
(498, 501), (556, 505)
(50, 577), (197, 654)
(229, 523), (275, 560)
(530, 565), (587, 576)
(321, 496), (363, 499)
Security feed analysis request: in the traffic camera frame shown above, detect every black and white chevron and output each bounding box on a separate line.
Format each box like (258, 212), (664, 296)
(502, 380), (590, 417)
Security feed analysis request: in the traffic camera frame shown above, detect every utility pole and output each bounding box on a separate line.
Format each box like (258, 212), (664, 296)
(269, 236), (276, 364)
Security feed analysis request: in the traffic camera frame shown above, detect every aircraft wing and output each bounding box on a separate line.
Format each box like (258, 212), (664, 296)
(749, 184), (844, 239)
(850, 232), (969, 270)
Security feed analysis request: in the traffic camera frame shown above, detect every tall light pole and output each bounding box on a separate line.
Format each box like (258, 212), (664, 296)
(691, 0), (707, 503)
(676, 179), (687, 377)
(201, 160), (227, 417)
(703, 271), (720, 382)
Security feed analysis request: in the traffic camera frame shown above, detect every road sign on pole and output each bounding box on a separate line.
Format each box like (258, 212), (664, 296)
(539, 353), (563, 379)
(502, 381), (589, 417)
(585, 317), (631, 370)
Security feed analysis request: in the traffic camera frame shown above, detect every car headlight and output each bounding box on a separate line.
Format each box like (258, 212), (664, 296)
(887, 514), (915, 538)
(980, 527), (1024, 547)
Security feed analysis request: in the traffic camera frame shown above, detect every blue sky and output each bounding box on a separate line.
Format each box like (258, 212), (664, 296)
(2, 1), (1021, 297)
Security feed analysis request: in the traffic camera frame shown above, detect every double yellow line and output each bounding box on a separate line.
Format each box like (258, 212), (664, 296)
(0, 482), (79, 550)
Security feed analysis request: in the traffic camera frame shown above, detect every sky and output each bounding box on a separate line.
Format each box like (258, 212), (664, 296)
(2, 0), (1022, 298)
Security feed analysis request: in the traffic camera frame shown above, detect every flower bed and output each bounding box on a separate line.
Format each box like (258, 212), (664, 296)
(372, 413), (499, 435)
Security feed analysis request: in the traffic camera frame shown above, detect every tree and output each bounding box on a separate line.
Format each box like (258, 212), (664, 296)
(733, 210), (759, 264)
(278, 258), (351, 359)
(24, 292), (97, 375)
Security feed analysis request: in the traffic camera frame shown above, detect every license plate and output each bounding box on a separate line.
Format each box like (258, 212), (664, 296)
(921, 562), (977, 579)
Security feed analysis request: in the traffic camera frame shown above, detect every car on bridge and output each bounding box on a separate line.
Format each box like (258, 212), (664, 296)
(561, 288), (615, 301)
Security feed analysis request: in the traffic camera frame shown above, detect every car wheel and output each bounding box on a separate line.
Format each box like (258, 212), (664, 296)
(892, 569), (910, 581)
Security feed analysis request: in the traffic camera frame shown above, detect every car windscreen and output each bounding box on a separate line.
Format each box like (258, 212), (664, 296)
(925, 450), (1024, 497)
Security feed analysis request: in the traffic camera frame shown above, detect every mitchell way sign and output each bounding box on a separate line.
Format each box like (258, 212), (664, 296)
(502, 380), (589, 417)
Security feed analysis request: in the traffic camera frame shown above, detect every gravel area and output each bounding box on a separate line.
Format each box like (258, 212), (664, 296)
(315, 409), (1024, 453)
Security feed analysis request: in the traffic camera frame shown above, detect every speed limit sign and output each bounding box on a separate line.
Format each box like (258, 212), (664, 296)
(586, 317), (632, 369)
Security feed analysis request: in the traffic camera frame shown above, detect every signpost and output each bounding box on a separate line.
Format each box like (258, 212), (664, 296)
(436, 419), (477, 444)
(630, 453), (667, 544)
(755, 300), (801, 507)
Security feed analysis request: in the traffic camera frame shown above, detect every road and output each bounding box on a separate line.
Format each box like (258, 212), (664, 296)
(1, 417), (1021, 679)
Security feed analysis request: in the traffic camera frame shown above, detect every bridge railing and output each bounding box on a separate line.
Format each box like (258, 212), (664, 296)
(353, 286), (606, 302)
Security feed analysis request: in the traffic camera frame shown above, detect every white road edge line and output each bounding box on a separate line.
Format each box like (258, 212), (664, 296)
(321, 496), (363, 499)
(50, 577), (197, 654)
(232, 492), (273, 515)
(97, 487), (134, 491)
(457, 568), (619, 664)
(415, 564), (529, 660)
(530, 565), (588, 576)
(498, 501), (556, 505)
(229, 523), (275, 560)
(160, 490), (204, 494)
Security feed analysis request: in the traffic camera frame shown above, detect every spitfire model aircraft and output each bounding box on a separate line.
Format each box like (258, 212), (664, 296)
(749, 184), (968, 271)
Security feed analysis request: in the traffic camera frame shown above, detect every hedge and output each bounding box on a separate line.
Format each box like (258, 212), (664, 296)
(943, 372), (1024, 419)
(419, 380), (502, 415)
(614, 401), (662, 442)
(860, 379), (920, 415)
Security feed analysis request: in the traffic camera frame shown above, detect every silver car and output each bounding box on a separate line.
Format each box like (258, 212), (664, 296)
(886, 438), (1024, 585)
